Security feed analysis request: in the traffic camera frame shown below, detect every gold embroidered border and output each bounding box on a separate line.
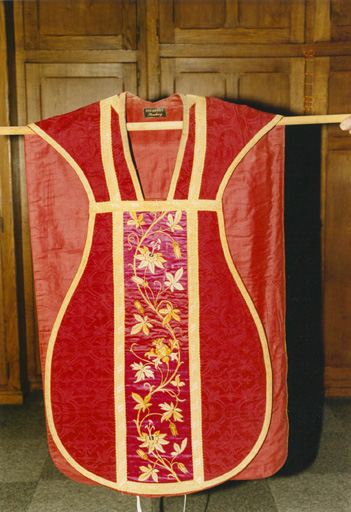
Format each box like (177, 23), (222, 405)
(100, 99), (121, 202)
(29, 123), (95, 203)
(216, 115), (283, 200)
(90, 199), (221, 213)
(110, 94), (143, 201)
(113, 210), (127, 485)
(167, 95), (191, 200)
(188, 97), (207, 201)
(187, 209), (204, 485)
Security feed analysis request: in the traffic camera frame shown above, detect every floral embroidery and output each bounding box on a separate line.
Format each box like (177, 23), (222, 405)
(167, 211), (183, 232)
(131, 362), (155, 383)
(130, 314), (153, 336)
(135, 245), (167, 274)
(139, 464), (160, 482)
(164, 268), (184, 292)
(127, 210), (189, 483)
(127, 211), (146, 230)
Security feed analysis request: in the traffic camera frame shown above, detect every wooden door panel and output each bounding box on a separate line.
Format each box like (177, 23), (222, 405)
(174, 0), (225, 28)
(26, 63), (137, 122)
(328, 63), (351, 150)
(160, 0), (305, 44)
(323, 150), (351, 395)
(323, 52), (351, 395)
(331, 0), (351, 41)
(23, 0), (136, 50)
(161, 57), (303, 113)
(239, 73), (290, 112)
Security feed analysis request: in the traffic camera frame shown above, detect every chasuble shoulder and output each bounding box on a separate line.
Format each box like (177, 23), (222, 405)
(24, 92), (288, 496)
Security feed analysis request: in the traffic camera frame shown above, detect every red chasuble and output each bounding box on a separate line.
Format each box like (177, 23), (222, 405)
(24, 92), (287, 496)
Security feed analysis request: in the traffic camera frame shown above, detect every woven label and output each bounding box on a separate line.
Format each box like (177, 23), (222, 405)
(143, 107), (167, 118)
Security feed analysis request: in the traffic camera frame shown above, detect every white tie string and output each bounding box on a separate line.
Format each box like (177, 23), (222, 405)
(136, 495), (143, 512)
(136, 494), (186, 512)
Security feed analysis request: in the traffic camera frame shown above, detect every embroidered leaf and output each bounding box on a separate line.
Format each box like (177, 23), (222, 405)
(131, 314), (152, 336)
(164, 268), (184, 292)
(171, 443), (181, 457)
(167, 211), (183, 232)
(139, 464), (159, 482)
(159, 402), (184, 422)
(174, 211), (182, 224)
(180, 437), (188, 453)
(131, 362), (155, 382)
(132, 393), (152, 412)
(171, 374), (185, 388)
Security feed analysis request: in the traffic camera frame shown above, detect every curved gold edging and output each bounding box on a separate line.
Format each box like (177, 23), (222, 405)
(216, 208), (273, 464)
(90, 199), (221, 213)
(100, 99), (121, 202)
(216, 115), (283, 201)
(29, 124), (95, 204)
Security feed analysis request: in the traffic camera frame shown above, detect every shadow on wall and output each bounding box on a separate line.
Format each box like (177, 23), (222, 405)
(279, 124), (324, 475)
(226, 98), (324, 475)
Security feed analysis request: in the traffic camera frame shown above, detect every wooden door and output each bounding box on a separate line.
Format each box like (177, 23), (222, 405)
(0, 0), (21, 404)
(13, 0), (141, 392)
(6, 0), (351, 399)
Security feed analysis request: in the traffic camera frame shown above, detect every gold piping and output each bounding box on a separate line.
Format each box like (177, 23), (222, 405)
(113, 210), (127, 485)
(110, 93), (143, 201)
(90, 199), (221, 213)
(167, 95), (190, 200)
(187, 210), (204, 485)
(100, 99), (121, 201)
(216, 208), (273, 469)
(216, 115), (283, 200)
(29, 123), (95, 203)
(188, 97), (207, 200)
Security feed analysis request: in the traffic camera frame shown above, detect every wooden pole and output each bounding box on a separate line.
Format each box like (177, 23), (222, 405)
(0, 114), (350, 135)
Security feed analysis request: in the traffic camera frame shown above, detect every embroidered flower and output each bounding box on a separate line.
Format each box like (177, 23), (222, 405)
(131, 275), (148, 287)
(159, 303), (181, 326)
(138, 464), (159, 482)
(177, 462), (188, 474)
(170, 352), (178, 362)
(169, 421), (178, 436)
(131, 314), (153, 336)
(146, 338), (176, 364)
(167, 211), (183, 232)
(127, 211), (146, 229)
(164, 268), (184, 292)
(172, 241), (182, 259)
(134, 300), (144, 314)
(137, 449), (148, 460)
(159, 402), (184, 423)
(135, 246), (167, 274)
(138, 428), (169, 454)
(132, 393), (152, 412)
(131, 362), (155, 383)
(171, 374), (185, 388)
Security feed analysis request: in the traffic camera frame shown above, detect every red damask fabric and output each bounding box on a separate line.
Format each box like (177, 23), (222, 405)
(24, 92), (287, 496)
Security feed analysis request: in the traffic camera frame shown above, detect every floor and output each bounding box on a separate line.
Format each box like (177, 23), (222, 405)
(0, 394), (350, 512)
